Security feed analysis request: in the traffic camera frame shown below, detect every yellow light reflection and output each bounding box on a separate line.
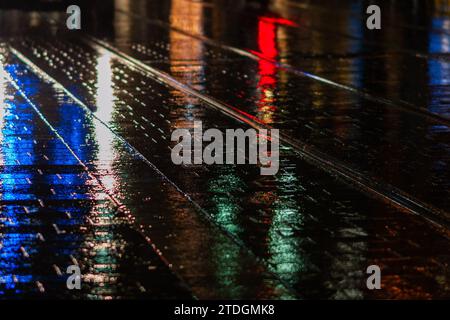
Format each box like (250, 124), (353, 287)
(114, 0), (132, 41)
(169, 0), (204, 89)
(170, 0), (203, 35)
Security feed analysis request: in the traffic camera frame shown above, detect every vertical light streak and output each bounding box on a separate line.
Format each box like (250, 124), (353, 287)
(94, 51), (117, 192)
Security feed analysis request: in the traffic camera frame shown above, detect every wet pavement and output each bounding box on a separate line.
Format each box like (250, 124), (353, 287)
(0, 0), (450, 299)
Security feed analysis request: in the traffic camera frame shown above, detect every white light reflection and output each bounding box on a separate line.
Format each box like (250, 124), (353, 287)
(82, 50), (121, 298)
(95, 50), (115, 123)
(94, 50), (117, 192)
(0, 51), (7, 164)
(0, 57), (5, 105)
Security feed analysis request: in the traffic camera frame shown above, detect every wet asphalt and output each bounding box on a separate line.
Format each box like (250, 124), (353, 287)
(0, 0), (449, 299)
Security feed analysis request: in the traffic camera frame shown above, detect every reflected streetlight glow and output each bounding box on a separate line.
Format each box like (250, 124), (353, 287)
(95, 50), (115, 123)
(94, 50), (117, 191)
(0, 53), (6, 154)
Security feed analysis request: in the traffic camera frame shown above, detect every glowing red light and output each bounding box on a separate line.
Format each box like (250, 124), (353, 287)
(256, 17), (278, 87)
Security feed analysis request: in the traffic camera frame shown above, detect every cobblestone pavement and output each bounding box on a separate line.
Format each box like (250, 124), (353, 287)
(0, 0), (449, 299)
